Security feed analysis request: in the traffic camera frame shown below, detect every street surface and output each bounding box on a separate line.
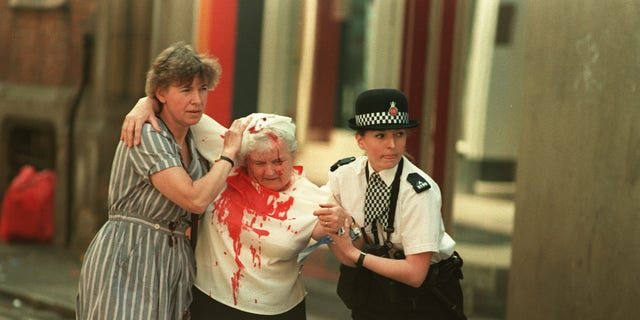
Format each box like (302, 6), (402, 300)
(0, 293), (72, 320)
(0, 242), (348, 320)
(0, 288), (346, 320)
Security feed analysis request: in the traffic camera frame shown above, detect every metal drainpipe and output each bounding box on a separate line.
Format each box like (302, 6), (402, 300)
(65, 33), (93, 245)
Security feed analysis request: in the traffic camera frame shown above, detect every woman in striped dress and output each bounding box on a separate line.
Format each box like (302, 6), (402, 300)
(76, 42), (249, 320)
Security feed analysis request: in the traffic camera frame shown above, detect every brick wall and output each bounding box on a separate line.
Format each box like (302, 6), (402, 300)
(0, 0), (98, 247)
(0, 0), (96, 85)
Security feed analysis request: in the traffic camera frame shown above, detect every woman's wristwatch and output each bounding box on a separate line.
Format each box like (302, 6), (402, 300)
(349, 217), (361, 241)
(215, 154), (234, 167)
(335, 222), (361, 241)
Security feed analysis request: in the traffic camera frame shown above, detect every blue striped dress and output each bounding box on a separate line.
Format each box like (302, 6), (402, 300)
(77, 121), (207, 320)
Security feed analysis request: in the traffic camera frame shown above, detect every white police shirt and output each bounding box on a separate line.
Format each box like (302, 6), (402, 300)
(325, 155), (455, 263)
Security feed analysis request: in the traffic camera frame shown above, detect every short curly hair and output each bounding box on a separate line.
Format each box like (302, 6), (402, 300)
(145, 42), (222, 99)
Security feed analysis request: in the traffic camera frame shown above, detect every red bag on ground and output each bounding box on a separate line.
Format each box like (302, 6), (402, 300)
(0, 165), (56, 243)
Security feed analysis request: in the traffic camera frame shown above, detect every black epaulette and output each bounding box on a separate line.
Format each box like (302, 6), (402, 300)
(407, 173), (431, 193)
(330, 156), (356, 172)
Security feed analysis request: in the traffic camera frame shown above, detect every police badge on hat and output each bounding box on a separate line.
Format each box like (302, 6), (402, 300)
(348, 88), (420, 130)
(389, 101), (398, 116)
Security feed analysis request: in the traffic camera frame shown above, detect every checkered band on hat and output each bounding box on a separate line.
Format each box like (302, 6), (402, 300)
(355, 111), (409, 128)
(364, 172), (391, 228)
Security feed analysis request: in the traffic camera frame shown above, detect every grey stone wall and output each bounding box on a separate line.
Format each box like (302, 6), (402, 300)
(507, 1), (640, 319)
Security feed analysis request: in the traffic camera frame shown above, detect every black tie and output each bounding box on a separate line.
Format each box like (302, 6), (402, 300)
(364, 172), (390, 227)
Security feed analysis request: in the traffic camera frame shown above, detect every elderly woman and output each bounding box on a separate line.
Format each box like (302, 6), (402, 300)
(192, 113), (334, 319)
(122, 105), (344, 319)
(77, 43), (248, 319)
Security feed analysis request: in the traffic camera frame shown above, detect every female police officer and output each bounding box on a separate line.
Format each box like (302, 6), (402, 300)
(314, 88), (466, 320)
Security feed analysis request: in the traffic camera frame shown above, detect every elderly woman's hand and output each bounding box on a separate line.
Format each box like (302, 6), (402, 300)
(120, 97), (160, 147)
(313, 203), (349, 234)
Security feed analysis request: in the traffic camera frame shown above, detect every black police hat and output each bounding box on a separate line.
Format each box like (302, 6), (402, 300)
(348, 88), (420, 130)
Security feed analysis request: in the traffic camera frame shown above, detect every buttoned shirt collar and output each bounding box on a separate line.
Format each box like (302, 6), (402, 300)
(366, 159), (400, 187)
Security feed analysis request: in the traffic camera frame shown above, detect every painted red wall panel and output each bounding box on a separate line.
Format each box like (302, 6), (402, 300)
(401, 0), (430, 166)
(432, 0), (456, 186)
(199, 0), (238, 127)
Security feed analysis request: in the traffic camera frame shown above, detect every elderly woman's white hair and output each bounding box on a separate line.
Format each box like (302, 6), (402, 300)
(236, 113), (297, 166)
(191, 113), (297, 167)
